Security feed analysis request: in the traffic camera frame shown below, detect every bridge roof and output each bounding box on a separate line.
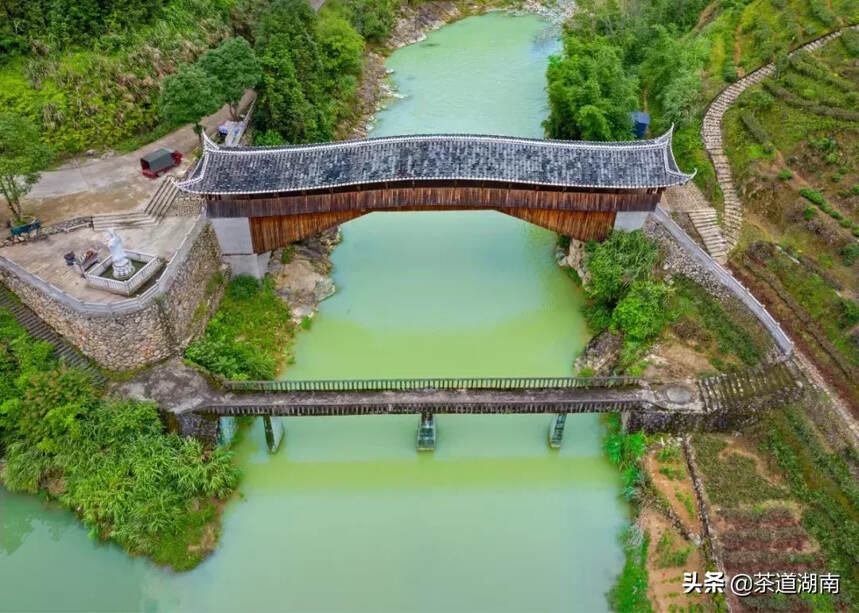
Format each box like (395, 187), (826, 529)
(176, 130), (695, 195)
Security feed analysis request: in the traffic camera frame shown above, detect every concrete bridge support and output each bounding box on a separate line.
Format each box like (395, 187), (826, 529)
(210, 217), (271, 279)
(417, 413), (437, 451)
(263, 416), (285, 452)
(548, 414), (566, 449)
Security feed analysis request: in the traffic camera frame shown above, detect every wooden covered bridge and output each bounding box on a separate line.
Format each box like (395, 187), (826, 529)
(176, 130), (695, 277)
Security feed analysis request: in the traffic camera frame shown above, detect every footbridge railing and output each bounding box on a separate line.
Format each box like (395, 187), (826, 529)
(220, 375), (644, 393)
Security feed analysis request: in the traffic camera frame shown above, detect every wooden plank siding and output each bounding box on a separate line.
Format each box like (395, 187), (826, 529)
(249, 207), (616, 251)
(208, 184), (662, 218)
(229, 182), (659, 252)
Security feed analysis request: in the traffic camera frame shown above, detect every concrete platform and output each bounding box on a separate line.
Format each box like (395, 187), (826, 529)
(0, 217), (197, 303)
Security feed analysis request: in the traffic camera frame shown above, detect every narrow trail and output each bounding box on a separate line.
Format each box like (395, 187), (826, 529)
(699, 24), (859, 448)
(700, 25), (855, 250)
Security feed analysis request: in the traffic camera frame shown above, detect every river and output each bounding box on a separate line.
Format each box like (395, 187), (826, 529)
(0, 13), (627, 612)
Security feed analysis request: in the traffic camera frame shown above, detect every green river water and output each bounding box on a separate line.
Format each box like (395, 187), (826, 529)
(0, 13), (627, 612)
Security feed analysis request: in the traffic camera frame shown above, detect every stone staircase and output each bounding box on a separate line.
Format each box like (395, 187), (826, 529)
(700, 26), (854, 250)
(697, 359), (805, 412)
(92, 178), (180, 231)
(687, 208), (728, 263)
(0, 287), (105, 383)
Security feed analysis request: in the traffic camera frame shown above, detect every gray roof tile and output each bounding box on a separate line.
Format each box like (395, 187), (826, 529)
(177, 131), (695, 195)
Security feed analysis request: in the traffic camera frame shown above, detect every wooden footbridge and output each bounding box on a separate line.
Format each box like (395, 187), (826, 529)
(176, 130), (695, 277)
(182, 361), (806, 451)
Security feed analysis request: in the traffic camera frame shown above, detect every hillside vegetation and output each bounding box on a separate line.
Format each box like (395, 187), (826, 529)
(723, 33), (859, 406)
(0, 0), (407, 156)
(0, 307), (239, 570)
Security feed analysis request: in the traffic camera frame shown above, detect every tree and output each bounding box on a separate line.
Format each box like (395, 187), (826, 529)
(611, 280), (673, 342)
(583, 230), (659, 305)
(544, 36), (638, 141)
(198, 37), (262, 120)
(158, 66), (224, 143)
(0, 114), (53, 223)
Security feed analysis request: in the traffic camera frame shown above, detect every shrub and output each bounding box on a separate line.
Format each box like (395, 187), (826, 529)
(842, 29), (859, 57)
(799, 186), (826, 206)
(778, 168), (793, 180)
(584, 230), (659, 305)
(655, 531), (692, 568)
(226, 275), (260, 300)
(837, 298), (859, 329)
(612, 281), (674, 342)
(740, 110), (774, 151)
(803, 206), (817, 220)
(186, 276), (293, 380)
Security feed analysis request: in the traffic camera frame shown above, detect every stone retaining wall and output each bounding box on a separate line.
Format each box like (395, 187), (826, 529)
(0, 220), (226, 371)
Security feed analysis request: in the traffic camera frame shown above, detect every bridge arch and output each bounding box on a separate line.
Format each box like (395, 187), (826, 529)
(177, 131), (694, 277)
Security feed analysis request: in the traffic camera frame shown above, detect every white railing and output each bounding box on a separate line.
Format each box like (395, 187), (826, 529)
(0, 216), (206, 316)
(652, 207), (794, 355)
(84, 251), (163, 296)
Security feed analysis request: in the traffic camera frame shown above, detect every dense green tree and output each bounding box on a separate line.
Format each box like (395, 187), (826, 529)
(0, 114), (53, 223)
(317, 12), (364, 82)
(257, 34), (325, 143)
(198, 37), (262, 120)
(159, 66), (225, 141)
(544, 36), (638, 141)
(583, 230), (660, 305)
(611, 280), (673, 341)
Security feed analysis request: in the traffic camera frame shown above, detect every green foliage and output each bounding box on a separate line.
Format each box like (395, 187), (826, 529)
(692, 434), (788, 507)
(675, 489), (697, 519)
(658, 465), (686, 481)
(612, 281), (673, 343)
(799, 186), (825, 205)
(186, 275), (294, 380)
(159, 65), (224, 132)
(608, 526), (654, 613)
(584, 231), (660, 305)
(655, 444), (680, 463)
(0, 307), (239, 570)
(280, 245), (296, 264)
(327, 0), (399, 42)
(252, 0), (364, 144)
(839, 243), (859, 267)
(544, 36), (637, 141)
(0, 0), (256, 155)
(762, 404), (859, 605)
(778, 168), (793, 180)
(842, 29), (859, 57)
(671, 277), (764, 367)
(763, 249), (859, 364)
(803, 205), (817, 220)
(198, 37), (262, 118)
(740, 110), (774, 152)
(0, 113), (53, 221)
(654, 531), (692, 568)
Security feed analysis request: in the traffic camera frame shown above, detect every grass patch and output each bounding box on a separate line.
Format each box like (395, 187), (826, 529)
(691, 433), (788, 507)
(608, 526), (654, 613)
(670, 277), (765, 369)
(654, 531), (693, 568)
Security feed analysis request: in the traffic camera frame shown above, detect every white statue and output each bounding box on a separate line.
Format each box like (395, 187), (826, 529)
(107, 228), (134, 280)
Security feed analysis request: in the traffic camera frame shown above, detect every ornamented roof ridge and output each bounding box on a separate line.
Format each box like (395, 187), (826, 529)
(177, 130), (695, 195)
